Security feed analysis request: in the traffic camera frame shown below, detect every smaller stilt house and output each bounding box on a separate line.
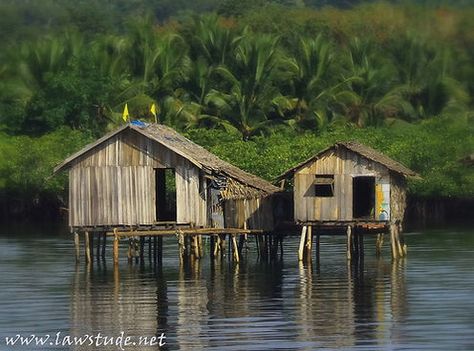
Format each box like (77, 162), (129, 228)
(277, 141), (418, 260)
(54, 123), (278, 263)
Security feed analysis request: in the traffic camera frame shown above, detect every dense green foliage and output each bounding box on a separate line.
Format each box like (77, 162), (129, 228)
(0, 1), (472, 219)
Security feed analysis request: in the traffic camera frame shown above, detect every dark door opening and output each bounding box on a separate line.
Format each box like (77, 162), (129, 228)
(353, 176), (375, 219)
(155, 168), (176, 221)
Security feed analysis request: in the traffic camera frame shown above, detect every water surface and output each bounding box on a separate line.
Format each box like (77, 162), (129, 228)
(0, 226), (473, 350)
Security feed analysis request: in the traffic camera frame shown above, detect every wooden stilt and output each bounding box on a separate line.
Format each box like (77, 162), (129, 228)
(214, 235), (220, 257)
(219, 234), (226, 256)
(74, 232), (80, 263)
(127, 238), (133, 264)
(315, 233), (320, 261)
(113, 230), (119, 265)
(154, 236), (158, 264)
(298, 226), (307, 261)
(346, 225), (352, 261)
(193, 235), (200, 258)
(210, 236), (215, 259)
(232, 235), (239, 263)
(157, 237), (163, 263)
(280, 235), (284, 258)
(139, 237), (145, 264)
(359, 233), (364, 259)
(84, 231), (91, 264)
(305, 225), (312, 261)
(177, 232), (184, 261)
(101, 232), (106, 258)
(96, 233), (101, 260)
(390, 223), (398, 259)
(375, 233), (384, 256)
(255, 235), (260, 257)
(89, 233), (94, 262)
(198, 236), (204, 258)
(148, 237), (152, 262)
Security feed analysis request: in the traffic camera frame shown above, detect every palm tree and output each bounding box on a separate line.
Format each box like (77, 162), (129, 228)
(340, 38), (413, 127)
(390, 33), (469, 119)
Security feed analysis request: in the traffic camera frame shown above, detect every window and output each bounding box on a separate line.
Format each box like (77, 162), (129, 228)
(314, 175), (334, 197)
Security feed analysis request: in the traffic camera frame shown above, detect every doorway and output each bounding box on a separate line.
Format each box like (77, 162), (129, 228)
(155, 168), (177, 221)
(352, 176), (375, 219)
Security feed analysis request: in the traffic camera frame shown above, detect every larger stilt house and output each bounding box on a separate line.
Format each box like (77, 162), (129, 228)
(54, 123), (278, 263)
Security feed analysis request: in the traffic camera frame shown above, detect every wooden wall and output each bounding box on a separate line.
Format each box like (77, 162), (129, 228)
(390, 175), (407, 224)
(224, 196), (274, 231)
(69, 129), (206, 227)
(294, 148), (391, 222)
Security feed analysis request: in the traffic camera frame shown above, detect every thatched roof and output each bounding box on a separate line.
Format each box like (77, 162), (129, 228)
(277, 141), (419, 180)
(54, 123), (279, 195)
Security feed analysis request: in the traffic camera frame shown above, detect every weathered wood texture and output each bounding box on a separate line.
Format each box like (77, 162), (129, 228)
(294, 147), (405, 222)
(224, 196), (274, 231)
(390, 175), (407, 224)
(67, 128), (272, 230)
(69, 129), (206, 227)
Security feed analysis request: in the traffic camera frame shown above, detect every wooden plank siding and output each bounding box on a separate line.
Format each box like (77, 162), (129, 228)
(294, 148), (391, 222)
(224, 196), (274, 231)
(68, 129), (207, 227)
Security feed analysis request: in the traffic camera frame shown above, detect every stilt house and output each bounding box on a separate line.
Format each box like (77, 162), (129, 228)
(54, 123), (278, 232)
(277, 142), (418, 225)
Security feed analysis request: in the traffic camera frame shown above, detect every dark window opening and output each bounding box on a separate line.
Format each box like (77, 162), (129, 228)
(155, 168), (176, 221)
(353, 176), (375, 219)
(314, 175), (334, 197)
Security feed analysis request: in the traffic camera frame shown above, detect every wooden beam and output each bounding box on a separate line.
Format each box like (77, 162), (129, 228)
(105, 227), (263, 237)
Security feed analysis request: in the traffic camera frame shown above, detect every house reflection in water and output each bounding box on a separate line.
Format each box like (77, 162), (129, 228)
(69, 253), (407, 350)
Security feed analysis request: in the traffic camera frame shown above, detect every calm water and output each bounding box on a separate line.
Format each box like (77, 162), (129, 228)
(0, 225), (473, 351)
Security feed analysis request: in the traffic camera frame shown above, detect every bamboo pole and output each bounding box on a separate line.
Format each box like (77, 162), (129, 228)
(84, 231), (91, 264)
(346, 225), (352, 261)
(74, 232), (80, 263)
(298, 226), (307, 261)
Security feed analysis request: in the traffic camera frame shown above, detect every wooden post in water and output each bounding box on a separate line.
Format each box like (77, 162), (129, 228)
(305, 225), (312, 261)
(375, 233), (384, 256)
(139, 237), (145, 264)
(210, 236), (215, 259)
(315, 231), (320, 261)
(390, 223), (398, 259)
(101, 232), (106, 258)
(157, 236), (163, 263)
(346, 225), (352, 261)
(232, 235), (240, 263)
(74, 232), (80, 263)
(113, 229), (119, 265)
(298, 226), (307, 261)
(193, 235), (200, 258)
(96, 233), (101, 260)
(84, 231), (91, 264)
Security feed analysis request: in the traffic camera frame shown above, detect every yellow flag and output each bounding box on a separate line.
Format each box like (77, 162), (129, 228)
(122, 103), (130, 122)
(150, 103), (158, 123)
